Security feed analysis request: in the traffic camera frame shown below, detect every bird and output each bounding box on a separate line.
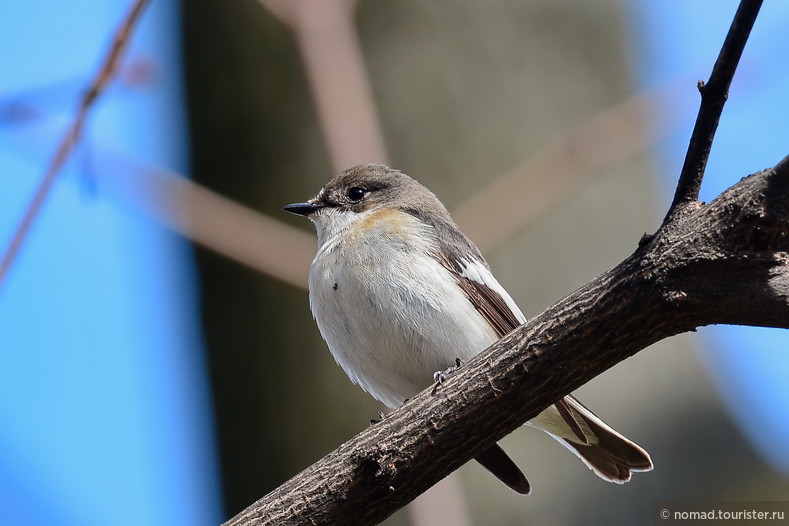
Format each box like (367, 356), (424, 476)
(284, 163), (652, 494)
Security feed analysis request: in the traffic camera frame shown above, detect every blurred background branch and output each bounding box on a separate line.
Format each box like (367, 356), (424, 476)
(257, 0), (388, 172)
(0, 0), (148, 289)
(452, 84), (679, 251)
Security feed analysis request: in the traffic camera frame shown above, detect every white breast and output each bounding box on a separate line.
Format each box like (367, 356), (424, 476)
(308, 209), (499, 408)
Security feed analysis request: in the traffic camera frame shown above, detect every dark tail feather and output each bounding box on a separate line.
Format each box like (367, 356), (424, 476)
(474, 444), (531, 495)
(559, 438), (645, 482)
(551, 396), (653, 483)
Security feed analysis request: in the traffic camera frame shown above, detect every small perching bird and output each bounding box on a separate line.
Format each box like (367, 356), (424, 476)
(285, 163), (653, 494)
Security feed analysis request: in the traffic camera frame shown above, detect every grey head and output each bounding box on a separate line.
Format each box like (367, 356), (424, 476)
(283, 163), (453, 223)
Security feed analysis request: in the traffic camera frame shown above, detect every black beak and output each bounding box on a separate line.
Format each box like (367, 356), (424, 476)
(283, 202), (323, 216)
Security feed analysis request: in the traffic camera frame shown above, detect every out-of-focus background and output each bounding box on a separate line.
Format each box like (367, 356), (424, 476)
(1, 1), (787, 525)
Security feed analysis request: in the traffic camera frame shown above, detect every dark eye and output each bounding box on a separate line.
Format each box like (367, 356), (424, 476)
(346, 186), (366, 202)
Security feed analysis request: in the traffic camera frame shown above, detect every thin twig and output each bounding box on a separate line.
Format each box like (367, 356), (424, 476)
(666, 0), (762, 218)
(0, 0), (149, 289)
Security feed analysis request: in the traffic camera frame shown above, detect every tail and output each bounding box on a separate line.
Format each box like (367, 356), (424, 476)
(528, 395), (653, 483)
(474, 444), (531, 494)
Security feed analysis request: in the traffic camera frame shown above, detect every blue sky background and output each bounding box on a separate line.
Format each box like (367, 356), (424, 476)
(0, 1), (222, 525)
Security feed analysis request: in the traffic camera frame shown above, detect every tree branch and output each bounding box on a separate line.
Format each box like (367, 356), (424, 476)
(667, 0), (762, 218)
(225, 156), (789, 524)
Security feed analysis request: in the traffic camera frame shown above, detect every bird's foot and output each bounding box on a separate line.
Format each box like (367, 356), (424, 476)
(431, 358), (463, 395)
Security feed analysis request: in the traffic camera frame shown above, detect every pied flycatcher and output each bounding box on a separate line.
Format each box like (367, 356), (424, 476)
(285, 163), (652, 494)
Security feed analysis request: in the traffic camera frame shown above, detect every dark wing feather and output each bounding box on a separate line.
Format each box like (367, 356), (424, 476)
(436, 252), (521, 337)
(414, 212), (521, 338)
